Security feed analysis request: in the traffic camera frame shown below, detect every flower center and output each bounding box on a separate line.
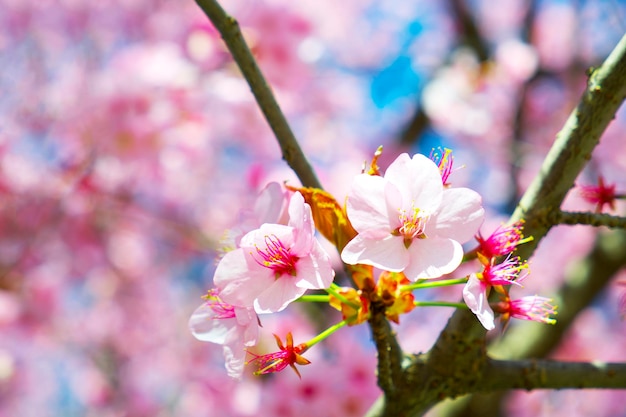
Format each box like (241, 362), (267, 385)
(394, 206), (429, 248)
(255, 235), (299, 278)
(205, 290), (236, 319)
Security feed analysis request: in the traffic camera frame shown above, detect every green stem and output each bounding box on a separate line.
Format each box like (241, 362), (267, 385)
(194, 0), (322, 189)
(326, 283), (361, 309)
(304, 319), (349, 349)
(414, 301), (469, 309)
(401, 277), (469, 292)
(297, 294), (331, 303)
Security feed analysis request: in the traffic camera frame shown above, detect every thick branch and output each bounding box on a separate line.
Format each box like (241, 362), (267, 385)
(194, 0), (322, 189)
(481, 359), (626, 391)
(368, 301), (405, 396)
(366, 302), (407, 417)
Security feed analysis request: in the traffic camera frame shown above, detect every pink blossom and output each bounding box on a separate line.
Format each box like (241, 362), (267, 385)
(481, 255), (528, 287)
(188, 289), (260, 379)
(462, 274), (495, 330)
(247, 332), (310, 378)
(215, 192), (334, 313)
(475, 221), (530, 260)
(493, 295), (557, 325)
(578, 176), (617, 213)
(341, 153), (484, 281)
(463, 255), (528, 330)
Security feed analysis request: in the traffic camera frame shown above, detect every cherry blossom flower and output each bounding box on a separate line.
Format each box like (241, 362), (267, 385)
(341, 153), (484, 281)
(463, 256), (528, 330)
(247, 332), (311, 378)
(188, 289), (260, 379)
(475, 221), (531, 260)
(493, 295), (557, 325)
(480, 255), (529, 287)
(578, 176), (617, 213)
(215, 192), (334, 313)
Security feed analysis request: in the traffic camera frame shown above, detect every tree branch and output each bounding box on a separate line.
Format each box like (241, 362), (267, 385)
(365, 32), (626, 417)
(194, 0), (322, 189)
(368, 301), (405, 396)
(549, 210), (626, 229)
(436, 228), (626, 417)
(481, 359), (626, 391)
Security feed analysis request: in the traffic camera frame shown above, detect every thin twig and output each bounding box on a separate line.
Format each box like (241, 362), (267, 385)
(550, 210), (626, 229)
(511, 32), (626, 259)
(194, 0), (322, 189)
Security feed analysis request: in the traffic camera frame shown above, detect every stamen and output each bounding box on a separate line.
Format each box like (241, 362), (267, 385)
(395, 206), (429, 247)
(203, 289), (236, 319)
(253, 235), (299, 277)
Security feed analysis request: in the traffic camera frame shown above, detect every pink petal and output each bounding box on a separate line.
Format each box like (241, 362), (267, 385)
(346, 174), (391, 238)
(341, 234), (409, 271)
(462, 275), (495, 330)
(431, 188), (484, 243)
(214, 249), (274, 308)
(254, 277), (307, 313)
(234, 307), (260, 346)
(294, 242), (335, 289)
(213, 248), (255, 288)
(288, 192), (315, 255)
(223, 344), (246, 380)
(254, 181), (288, 225)
(384, 153), (443, 212)
(403, 237), (463, 280)
(240, 223), (294, 249)
(188, 303), (235, 344)
(383, 181), (403, 230)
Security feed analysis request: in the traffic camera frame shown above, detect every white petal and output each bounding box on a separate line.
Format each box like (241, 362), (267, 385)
(462, 276), (495, 330)
(254, 182), (288, 225)
(384, 153), (443, 212)
(403, 237), (463, 280)
(431, 188), (485, 243)
(234, 307), (260, 346)
(254, 278), (307, 314)
(223, 344), (246, 379)
(341, 234), (408, 271)
(294, 242), (335, 289)
(240, 224), (293, 249)
(346, 174), (390, 236)
(215, 250), (274, 308)
(289, 193), (315, 255)
(188, 303), (236, 344)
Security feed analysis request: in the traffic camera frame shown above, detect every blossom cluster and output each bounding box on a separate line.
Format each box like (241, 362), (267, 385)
(190, 149), (558, 378)
(463, 223), (556, 330)
(190, 188), (334, 377)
